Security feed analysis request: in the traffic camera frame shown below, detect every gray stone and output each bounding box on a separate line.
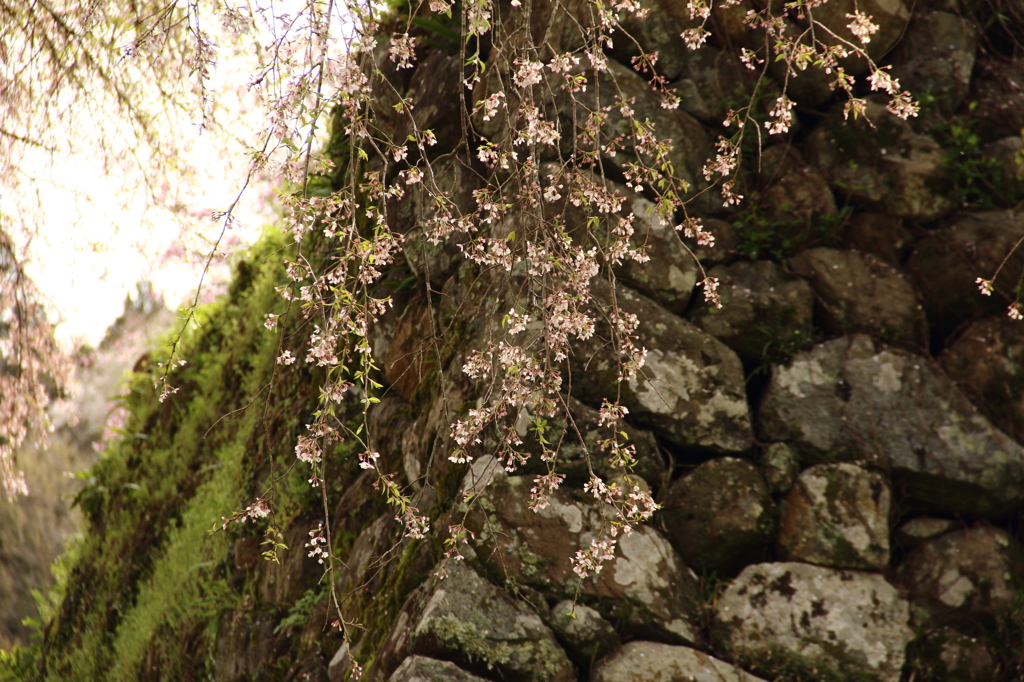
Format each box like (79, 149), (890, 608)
(894, 517), (957, 548)
(552, 60), (714, 214)
(777, 463), (891, 570)
(574, 282), (753, 454)
(761, 163), (839, 232)
(790, 247), (927, 351)
(674, 46), (766, 127)
(610, 0), (697, 82)
(592, 641), (768, 682)
(508, 395), (667, 487)
(907, 210), (1024, 337)
(912, 628), (995, 682)
(898, 525), (1024, 625)
(968, 57), (1024, 143)
(660, 457), (775, 576)
(462, 457), (703, 645)
(400, 154), (480, 284)
(981, 136), (1024, 200)
(548, 171), (701, 314)
(688, 260), (813, 366)
(758, 334), (1024, 517)
(377, 562), (574, 682)
(943, 315), (1024, 446)
(761, 443), (799, 494)
(887, 12), (978, 124)
(714, 562), (914, 682)
(762, 0), (910, 107)
(549, 601), (620, 664)
(618, 192), (699, 314)
(686, 218), (740, 268)
(386, 656), (489, 682)
(843, 212), (914, 265)
(807, 97), (954, 221)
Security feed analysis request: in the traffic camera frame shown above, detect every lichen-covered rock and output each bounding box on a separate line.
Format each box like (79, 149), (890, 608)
(660, 458), (775, 576)
(548, 601), (620, 664)
(907, 211), (1024, 336)
(760, 442), (799, 495)
(509, 395), (666, 487)
(898, 525), (1024, 626)
(758, 335), (1024, 517)
(911, 628), (996, 682)
(376, 562), (574, 682)
(894, 517), (957, 548)
(551, 172), (701, 314)
(674, 47), (763, 127)
(761, 163), (838, 231)
(574, 282), (753, 454)
(807, 97), (954, 221)
(887, 12), (978, 124)
(968, 57), (1024, 143)
(610, 0), (696, 82)
(714, 562), (914, 682)
(688, 260), (813, 365)
(777, 463), (891, 570)
(592, 641), (768, 682)
(386, 656), (489, 682)
(462, 457), (703, 645)
(942, 315), (1024, 446)
(843, 212), (914, 265)
(396, 154), (480, 284)
(551, 60), (714, 213)
(762, 0), (910, 106)
(981, 136), (1024, 200)
(790, 247), (926, 350)
(614, 193), (700, 315)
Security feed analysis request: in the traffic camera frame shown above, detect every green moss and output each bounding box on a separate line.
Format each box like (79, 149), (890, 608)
(3, 229), (348, 681)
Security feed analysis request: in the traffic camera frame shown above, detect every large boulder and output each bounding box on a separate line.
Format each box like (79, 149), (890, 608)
(548, 601), (620, 665)
(967, 57), (1024, 144)
(550, 60), (715, 214)
(843, 212), (914, 265)
(942, 315), (1024, 446)
(395, 153), (480, 284)
(374, 562), (575, 682)
(806, 98), (954, 222)
(714, 562), (914, 682)
(761, 0), (910, 107)
(592, 641), (768, 682)
(687, 260), (813, 366)
(674, 46), (768, 127)
(910, 628), (996, 682)
(610, 0), (698, 82)
(887, 11), (978, 125)
(907, 210), (1024, 337)
(461, 457), (703, 645)
(790, 247), (927, 351)
(659, 457), (775, 576)
(777, 463), (891, 570)
(758, 334), (1024, 517)
(897, 525), (1024, 626)
(505, 395), (666, 486)
(574, 282), (754, 454)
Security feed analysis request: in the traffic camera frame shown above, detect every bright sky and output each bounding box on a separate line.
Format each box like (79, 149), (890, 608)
(11, 139), (270, 348)
(0, 1), (348, 348)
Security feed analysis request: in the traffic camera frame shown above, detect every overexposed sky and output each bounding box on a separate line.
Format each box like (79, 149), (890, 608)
(2, 0), (351, 348)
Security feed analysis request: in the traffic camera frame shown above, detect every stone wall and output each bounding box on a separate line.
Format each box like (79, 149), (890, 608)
(13, 1), (1024, 681)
